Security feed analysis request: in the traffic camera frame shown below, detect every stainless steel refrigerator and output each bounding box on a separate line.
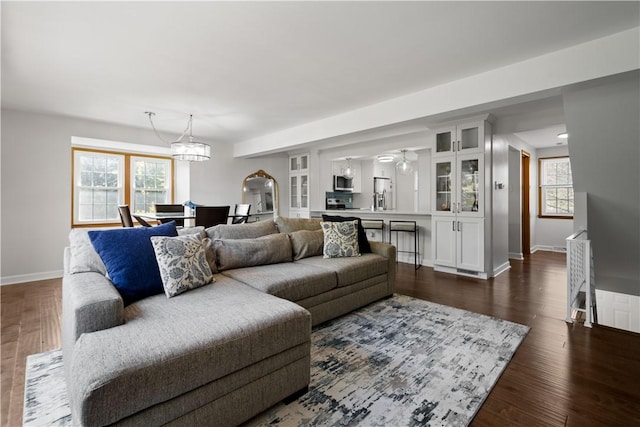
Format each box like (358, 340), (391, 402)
(373, 177), (393, 210)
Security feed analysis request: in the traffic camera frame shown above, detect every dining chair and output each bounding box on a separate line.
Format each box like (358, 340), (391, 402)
(195, 206), (230, 228)
(118, 205), (135, 227)
(119, 205), (153, 227)
(132, 215), (154, 227)
(231, 204), (251, 224)
(154, 203), (185, 226)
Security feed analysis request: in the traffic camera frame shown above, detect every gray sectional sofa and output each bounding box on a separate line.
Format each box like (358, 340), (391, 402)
(63, 216), (396, 426)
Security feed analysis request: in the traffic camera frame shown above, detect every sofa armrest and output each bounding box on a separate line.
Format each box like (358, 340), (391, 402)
(62, 268), (124, 380)
(369, 241), (396, 295)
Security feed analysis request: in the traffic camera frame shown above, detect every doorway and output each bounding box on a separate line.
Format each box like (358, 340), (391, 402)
(521, 151), (531, 255)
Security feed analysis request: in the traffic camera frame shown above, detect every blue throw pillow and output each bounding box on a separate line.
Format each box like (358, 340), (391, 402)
(88, 221), (178, 305)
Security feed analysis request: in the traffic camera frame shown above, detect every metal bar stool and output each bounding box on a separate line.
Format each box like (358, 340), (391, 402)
(361, 219), (385, 243)
(388, 220), (420, 270)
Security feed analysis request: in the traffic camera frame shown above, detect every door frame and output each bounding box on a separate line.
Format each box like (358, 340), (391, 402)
(521, 150), (531, 255)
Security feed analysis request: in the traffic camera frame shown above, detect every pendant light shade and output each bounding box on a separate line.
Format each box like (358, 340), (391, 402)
(146, 112), (211, 161)
(171, 138), (211, 161)
(396, 150), (413, 175)
(343, 157), (356, 179)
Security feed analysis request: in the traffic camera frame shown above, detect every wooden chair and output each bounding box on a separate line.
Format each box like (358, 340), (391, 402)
(195, 206), (230, 228)
(231, 204), (251, 224)
(154, 204), (184, 226)
(119, 205), (152, 227)
(118, 205), (135, 227)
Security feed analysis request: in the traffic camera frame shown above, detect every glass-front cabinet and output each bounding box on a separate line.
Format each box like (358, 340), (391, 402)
(432, 154), (483, 217)
(289, 153), (309, 173)
(433, 121), (482, 157)
(431, 117), (491, 279)
(289, 153), (310, 218)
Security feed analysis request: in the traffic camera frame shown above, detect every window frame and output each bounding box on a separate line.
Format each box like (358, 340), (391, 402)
(72, 147), (174, 227)
(538, 155), (574, 219)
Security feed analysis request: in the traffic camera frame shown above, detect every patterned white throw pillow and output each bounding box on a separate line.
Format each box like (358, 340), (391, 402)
(321, 220), (361, 258)
(150, 234), (214, 298)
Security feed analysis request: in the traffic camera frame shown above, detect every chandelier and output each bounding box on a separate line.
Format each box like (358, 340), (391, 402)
(343, 157), (356, 179)
(145, 112), (211, 161)
(396, 149), (414, 175)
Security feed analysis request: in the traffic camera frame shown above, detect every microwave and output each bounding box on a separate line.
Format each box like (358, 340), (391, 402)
(333, 175), (354, 192)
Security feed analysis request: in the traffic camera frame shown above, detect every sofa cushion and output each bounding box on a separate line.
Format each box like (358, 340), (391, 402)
(214, 233), (292, 271)
(151, 234), (214, 298)
(206, 220), (277, 240)
(68, 276), (311, 426)
(221, 262), (338, 302)
(202, 237), (218, 273)
(275, 216), (322, 233)
(289, 229), (324, 260)
(321, 220), (361, 258)
(68, 229), (107, 275)
(88, 222), (178, 305)
(322, 214), (371, 253)
(295, 253), (388, 287)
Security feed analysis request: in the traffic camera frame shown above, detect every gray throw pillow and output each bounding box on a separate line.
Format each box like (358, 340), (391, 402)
(151, 234), (214, 298)
(214, 233), (292, 271)
(68, 228), (107, 275)
(275, 216), (322, 233)
(206, 220), (278, 240)
(289, 229), (324, 260)
(321, 220), (361, 258)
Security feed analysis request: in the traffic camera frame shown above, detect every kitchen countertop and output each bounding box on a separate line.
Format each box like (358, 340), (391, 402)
(312, 209), (431, 216)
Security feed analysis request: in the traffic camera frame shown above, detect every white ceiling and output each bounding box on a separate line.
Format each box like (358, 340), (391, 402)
(2, 1), (639, 149)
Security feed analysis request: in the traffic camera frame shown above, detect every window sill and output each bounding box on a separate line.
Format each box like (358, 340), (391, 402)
(537, 215), (573, 220)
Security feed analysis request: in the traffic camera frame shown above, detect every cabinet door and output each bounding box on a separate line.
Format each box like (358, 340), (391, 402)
(433, 216), (457, 267)
(298, 154), (309, 172)
(456, 121), (482, 154)
(300, 174), (309, 209)
(289, 175), (299, 209)
(289, 156), (299, 173)
(433, 158), (455, 216)
(456, 218), (484, 272)
(433, 126), (456, 157)
(456, 153), (483, 217)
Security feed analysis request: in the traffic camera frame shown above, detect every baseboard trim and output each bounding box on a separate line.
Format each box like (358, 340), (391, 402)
(493, 262), (511, 277)
(0, 270), (63, 286)
(531, 245), (567, 254)
(509, 252), (524, 260)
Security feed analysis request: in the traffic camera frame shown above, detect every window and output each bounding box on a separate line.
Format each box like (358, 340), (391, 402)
(539, 156), (573, 218)
(73, 148), (173, 226)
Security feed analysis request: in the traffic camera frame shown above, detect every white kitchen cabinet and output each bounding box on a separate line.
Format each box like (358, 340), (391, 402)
(289, 154), (310, 218)
(432, 120), (484, 158)
(432, 216), (486, 277)
(432, 153), (484, 217)
(431, 118), (491, 278)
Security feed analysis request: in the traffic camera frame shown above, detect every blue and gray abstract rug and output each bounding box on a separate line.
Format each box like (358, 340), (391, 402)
(24, 295), (529, 426)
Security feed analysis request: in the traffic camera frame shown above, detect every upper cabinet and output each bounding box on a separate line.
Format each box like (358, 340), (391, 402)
(289, 153), (309, 173)
(433, 121), (483, 158)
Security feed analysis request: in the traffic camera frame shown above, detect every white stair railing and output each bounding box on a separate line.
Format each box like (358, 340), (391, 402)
(566, 229), (596, 327)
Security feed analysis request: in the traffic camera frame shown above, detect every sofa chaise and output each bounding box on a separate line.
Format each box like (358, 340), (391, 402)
(62, 216), (396, 426)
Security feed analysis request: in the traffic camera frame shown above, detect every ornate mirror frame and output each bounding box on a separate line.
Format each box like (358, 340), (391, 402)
(242, 169), (278, 217)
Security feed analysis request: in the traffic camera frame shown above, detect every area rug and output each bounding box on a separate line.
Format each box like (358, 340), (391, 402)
(24, 295), (529, 426)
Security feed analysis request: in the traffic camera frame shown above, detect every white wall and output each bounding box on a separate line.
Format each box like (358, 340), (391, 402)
(0, 109), (287, 284)
(491, 136), (510, 274)
(507, 145), (522, 258)
(564, 71), (640, 296)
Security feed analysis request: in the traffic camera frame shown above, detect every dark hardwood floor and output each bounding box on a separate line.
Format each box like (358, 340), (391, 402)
(2, 252), (639, 426)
